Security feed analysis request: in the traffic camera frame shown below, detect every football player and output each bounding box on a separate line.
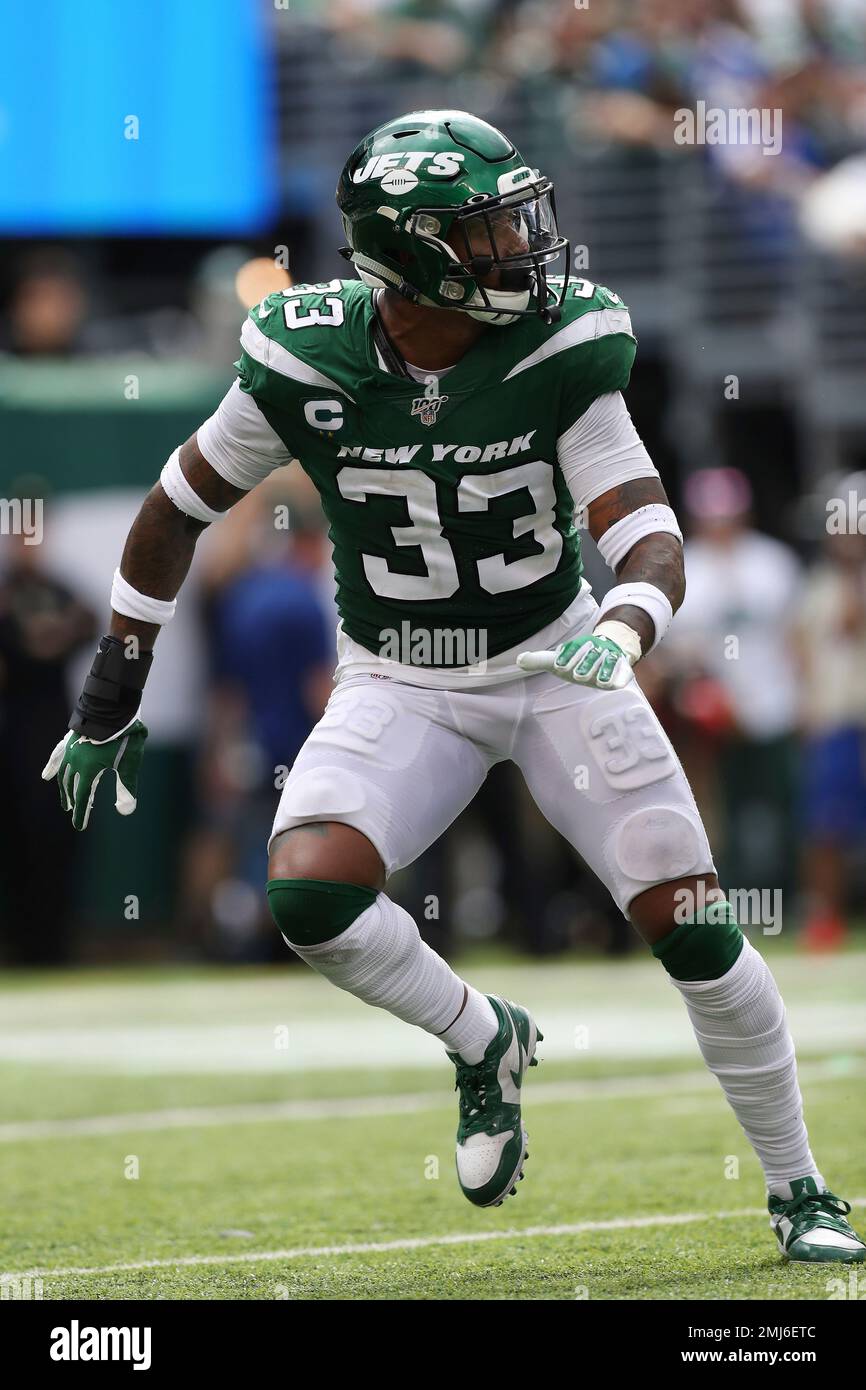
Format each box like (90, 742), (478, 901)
(45, 111), (863, 1261)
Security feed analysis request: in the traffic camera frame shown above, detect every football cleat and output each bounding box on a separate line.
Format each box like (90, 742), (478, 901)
(448, 995), (542, 1208)
(769, 1177), (866, 1263)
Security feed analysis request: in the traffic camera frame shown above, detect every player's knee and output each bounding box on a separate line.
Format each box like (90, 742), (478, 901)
(628, 869), (744, 982)
(648, 889), (744, 982)
(268, 769), (385, 887)
(266, 878), (379, 948)
(616, 804), (722, 937)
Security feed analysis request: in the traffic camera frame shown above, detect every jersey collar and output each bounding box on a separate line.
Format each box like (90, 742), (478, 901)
(364, 288), (494, 393)
(370, 290), (412, 378)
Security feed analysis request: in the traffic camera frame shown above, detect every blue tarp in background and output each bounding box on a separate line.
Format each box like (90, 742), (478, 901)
(0, 0), (278, 234)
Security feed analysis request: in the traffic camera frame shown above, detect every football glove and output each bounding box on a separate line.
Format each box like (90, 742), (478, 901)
(516, 621), (640, 690)
(42, 720), (148, 832)
(42, 633), (153, 830)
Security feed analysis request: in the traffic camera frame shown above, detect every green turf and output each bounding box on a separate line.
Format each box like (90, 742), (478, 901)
(1, 955), (864, 1300)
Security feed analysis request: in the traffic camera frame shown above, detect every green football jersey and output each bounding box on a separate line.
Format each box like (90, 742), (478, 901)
(236, 276), (635, 665)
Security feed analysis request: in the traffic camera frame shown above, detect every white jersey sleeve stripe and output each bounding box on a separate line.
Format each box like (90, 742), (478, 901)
(556, 391), (658, 514)
(197, 380), (293, 492)
(503, 306), (634, 381)
(240, 317), (356, 401)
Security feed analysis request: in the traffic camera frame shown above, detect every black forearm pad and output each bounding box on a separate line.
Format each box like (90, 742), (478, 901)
(69, 635), (154, 741)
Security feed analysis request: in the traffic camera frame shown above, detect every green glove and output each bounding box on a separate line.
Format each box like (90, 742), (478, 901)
(517, 627), (638, 690)
(42, 720), (148, 831)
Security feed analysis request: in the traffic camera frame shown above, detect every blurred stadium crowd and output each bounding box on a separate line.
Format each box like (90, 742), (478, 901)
(1, 0), (865, 966)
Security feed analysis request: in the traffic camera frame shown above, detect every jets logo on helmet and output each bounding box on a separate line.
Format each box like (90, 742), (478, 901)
(352, 151), (466, 184)
(336, 110), (570, 326)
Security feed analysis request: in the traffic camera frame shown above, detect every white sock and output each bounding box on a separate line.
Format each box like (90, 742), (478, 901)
(285, 892), (498, 1060)
(670, 937), (823, 1192)
(438, 987), (499, 1063)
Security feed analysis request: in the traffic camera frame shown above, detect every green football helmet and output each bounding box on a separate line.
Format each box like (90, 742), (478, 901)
(336, 109), (570, 326)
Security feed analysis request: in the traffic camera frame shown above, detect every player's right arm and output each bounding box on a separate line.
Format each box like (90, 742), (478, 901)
(43, 370), (295, 830)
(108, 436), (246, 651)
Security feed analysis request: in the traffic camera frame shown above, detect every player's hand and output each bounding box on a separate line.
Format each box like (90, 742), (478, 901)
(42, 720), (148, 831)
(517, 633), (636, 689)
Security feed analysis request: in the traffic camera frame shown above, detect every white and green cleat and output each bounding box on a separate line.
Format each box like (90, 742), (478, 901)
(448, 996), (542, 1209)
(769, 1177), (865, 1263)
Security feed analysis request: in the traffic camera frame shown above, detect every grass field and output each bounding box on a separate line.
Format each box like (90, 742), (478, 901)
(1, 945), (864, 1301)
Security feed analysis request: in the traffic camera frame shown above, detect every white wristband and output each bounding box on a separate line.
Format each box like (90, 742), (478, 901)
(160, 447), (225, 526)
(111, 568), (177, 625)
(595, 504), (683, 572)
(596, 581), (673, 652)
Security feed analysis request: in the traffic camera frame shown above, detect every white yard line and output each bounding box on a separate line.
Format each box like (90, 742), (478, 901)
(1, 1058), (859, 1143)
(1, 1002), (862, 1073)
(13, 1198), (866, 1282)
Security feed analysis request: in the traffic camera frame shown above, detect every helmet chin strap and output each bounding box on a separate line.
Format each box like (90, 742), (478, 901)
(352, 251), (540, 325)
(464, 286), (531, 326)
(434, 236), (530, 325)
(355, 258), (526, 322)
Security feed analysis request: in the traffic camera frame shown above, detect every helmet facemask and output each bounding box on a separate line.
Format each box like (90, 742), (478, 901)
(406, 178), (569, 325)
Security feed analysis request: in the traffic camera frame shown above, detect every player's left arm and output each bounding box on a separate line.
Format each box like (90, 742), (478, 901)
(517, 390), (684, 689)
(586, 473), (685, 654)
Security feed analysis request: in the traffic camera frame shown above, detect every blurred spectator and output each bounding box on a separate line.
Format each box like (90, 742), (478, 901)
(0, 528), (95, 964)
(489, 0), (866, 212)
(1, 250), (89, 357)
(0, 245), (261, 362)
(209, 508), (333, 777)
(667, 467), (803, 900)
(331, 0), (490, 76)
(800, 153), (866, 257)
(794, 477), (866, 949)
(395, 758), (630, 960)
(180, 504), (333, 960)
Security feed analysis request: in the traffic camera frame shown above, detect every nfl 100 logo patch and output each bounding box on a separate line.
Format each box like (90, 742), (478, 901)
(411, 393), (449, 427)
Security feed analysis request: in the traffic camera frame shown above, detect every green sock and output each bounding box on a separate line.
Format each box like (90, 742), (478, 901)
(651, 901), (744, 982)
(266, 879), (378, 946)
